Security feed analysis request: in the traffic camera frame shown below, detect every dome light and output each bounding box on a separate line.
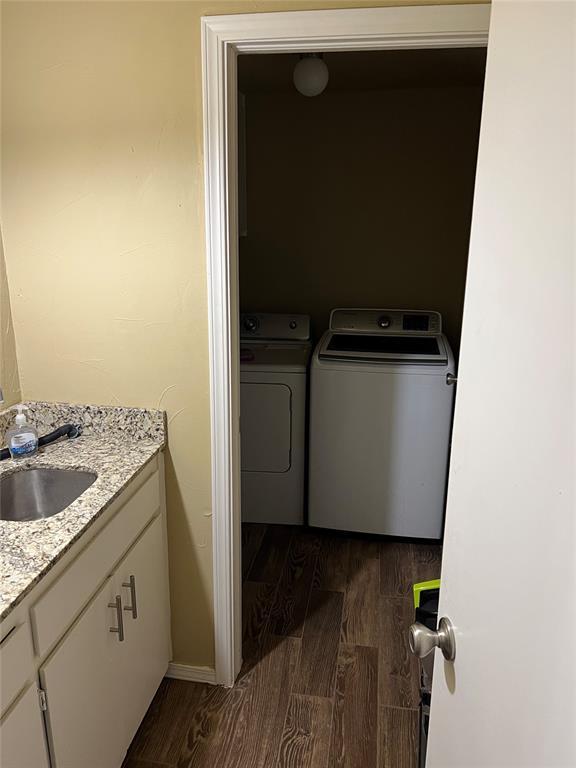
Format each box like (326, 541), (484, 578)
(293, 54), (329, 97)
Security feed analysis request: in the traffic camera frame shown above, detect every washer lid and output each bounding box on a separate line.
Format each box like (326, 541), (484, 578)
(318, 332), (448, 364)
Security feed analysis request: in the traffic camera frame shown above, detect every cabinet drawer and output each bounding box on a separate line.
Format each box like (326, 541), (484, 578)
(31, 471), (160, 657)
(0, 623), (35, 715)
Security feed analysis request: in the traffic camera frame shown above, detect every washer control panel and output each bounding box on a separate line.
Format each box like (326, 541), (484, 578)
(330, 309), (442, 335)
(240, 313), (311, 341)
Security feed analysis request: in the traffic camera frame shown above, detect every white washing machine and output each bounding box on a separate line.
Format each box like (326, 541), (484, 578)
(308, 309), (456, 539)
(240, 313), (311, 525)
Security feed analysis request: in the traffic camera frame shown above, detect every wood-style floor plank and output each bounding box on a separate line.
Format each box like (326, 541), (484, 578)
(242, 580), (276, 670)
(178, 634), (300, 768)
(231, 634), (301, 768)
(379, 597), (420, 709)
(341, 539), (380, 646)
(293, 590), (344, 698)
(126, 678), (206, 765)
(176, 683), (247, 768)
(328, 644), (378, 768)
(247, 525), (293, 583)
(270, 531), (320, 637)
(242, 523), (268, 580)
(379, 706), (419, 768)
(380, 541), (414, 598)
(412, 542), (442, 584)
(313, 535), (350, 592)
(277, 694), (333, 768)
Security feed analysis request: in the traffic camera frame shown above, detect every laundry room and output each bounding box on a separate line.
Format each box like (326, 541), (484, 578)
(238, 46), (486, 763)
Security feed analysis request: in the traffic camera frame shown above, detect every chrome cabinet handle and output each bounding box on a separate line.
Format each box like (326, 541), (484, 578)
(446, 373), (458, 385)
(409, 617), (456, 661)
(108, 595), (125, 641)
(122, 575), (138, 619)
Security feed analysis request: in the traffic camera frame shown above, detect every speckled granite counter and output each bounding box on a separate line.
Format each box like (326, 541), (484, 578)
(0, 402), (166, 621)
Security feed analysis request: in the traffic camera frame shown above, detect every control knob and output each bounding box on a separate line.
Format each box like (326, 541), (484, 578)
(243, 316), (259, 333)
(377, 315), (391, 329)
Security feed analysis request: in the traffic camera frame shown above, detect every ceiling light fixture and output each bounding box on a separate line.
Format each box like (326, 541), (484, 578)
(293, 53), (329, 97)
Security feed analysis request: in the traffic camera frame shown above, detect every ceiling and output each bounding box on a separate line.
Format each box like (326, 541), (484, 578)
(238, 48), (487, 93)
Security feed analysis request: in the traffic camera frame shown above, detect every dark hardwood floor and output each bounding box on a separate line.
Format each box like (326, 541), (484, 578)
(124, 525), (441, 768)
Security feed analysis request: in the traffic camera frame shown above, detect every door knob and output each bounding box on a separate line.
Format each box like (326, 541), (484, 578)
(409, 617), (456, 661)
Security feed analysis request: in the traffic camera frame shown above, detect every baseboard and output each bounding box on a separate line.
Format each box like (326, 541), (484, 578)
(166, 663), (218, 685)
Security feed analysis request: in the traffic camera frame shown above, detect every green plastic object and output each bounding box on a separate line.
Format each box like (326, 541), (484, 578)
(413, 579), (441, 608)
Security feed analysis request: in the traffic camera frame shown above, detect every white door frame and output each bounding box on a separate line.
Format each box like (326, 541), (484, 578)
(201, 3), (490, 687)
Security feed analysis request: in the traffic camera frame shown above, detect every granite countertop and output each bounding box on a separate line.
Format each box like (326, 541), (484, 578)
(0, 402), (166, 622)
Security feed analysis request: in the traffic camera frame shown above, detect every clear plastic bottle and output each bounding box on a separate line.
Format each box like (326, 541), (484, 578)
(6, 405), (39, 459)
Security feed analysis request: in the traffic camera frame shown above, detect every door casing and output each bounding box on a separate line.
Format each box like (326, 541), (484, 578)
(201, 3), (491, 686)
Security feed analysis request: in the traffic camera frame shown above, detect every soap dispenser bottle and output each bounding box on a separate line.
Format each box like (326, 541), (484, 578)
(6, 406), (39, 459)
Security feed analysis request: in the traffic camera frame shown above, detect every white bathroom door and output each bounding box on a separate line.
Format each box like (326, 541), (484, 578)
(426, 1), (575, 765)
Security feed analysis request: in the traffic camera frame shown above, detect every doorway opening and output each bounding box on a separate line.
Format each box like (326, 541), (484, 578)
(200, 0), (489, 721)
(237, 44), (486, 765)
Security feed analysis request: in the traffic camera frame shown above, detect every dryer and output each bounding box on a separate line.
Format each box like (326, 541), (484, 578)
(308, 309), (456, 539)
(240, 313), (311, 525)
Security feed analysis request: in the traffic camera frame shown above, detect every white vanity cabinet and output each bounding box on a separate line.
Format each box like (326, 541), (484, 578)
(0, 455), (171, 768)
(41, 516), (169, 768)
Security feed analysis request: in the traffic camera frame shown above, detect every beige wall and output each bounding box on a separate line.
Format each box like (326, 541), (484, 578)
(240, 86), (483, 353)
(1, 0), (484, 668)
(0, 233), (21, 407)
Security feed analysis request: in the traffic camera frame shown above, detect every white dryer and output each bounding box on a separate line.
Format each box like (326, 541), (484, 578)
(240, 313), (311, 525)
(308, 309), (456, 539)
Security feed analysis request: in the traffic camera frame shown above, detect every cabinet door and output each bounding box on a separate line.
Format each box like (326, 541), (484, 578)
(117, 516), (170, 740)
(0, 684), (50, 768)
(40, 577), (127, 768)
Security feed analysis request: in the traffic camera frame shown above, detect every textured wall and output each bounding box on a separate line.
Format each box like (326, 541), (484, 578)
(0, 233), (21, 407)
(240, 86), (483, 353)
(1, 0), (485, 668)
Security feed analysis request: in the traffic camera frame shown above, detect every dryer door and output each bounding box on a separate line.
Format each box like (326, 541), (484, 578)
(240, 382), (291, 472)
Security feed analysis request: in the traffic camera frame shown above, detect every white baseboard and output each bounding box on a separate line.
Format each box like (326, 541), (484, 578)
(166, 662), (218, 685)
